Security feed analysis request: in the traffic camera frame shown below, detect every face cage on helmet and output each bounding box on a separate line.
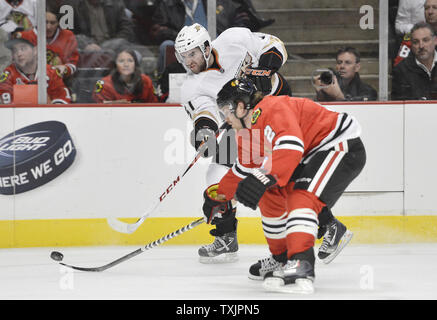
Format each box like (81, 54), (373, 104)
(218, 98), (254, 122)
(175, 41), (211, 72)
(217, 99), (236, 121)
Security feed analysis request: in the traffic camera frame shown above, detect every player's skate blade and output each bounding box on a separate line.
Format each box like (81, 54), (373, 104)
(199, 252), (238, 264)
(262, 278), (314, 294)
(319, 230), (353, 264)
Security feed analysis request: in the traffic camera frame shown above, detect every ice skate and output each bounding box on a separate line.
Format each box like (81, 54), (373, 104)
(198, 230), (238, 264)
(318, 218), (353, 264)
(262, 259), (315, 294)
(248, 253), (286, 280)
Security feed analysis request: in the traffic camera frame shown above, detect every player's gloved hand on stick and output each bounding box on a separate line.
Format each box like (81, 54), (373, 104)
(203, 184), (233, 224)
(190, 117), (219, 158)
(245, 66), (273, 94)
(235, 169), (277, 210)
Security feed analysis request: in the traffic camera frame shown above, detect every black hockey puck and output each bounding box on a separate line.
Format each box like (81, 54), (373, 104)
(0, 121), (76, 195)
(50, 251), (64, 261)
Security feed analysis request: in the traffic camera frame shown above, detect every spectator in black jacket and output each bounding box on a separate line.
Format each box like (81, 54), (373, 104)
(63, 0), (134, 51)
(391, 22), (437, 100)
(149, 0), (273, 45)
(313, 47), (378, 101)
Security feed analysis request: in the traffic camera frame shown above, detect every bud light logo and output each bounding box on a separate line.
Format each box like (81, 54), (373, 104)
(0, 121), (76, 195)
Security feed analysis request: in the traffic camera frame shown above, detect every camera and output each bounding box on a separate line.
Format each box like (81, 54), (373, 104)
(311, 68), (341, 90)
(320, 71), (334, 85)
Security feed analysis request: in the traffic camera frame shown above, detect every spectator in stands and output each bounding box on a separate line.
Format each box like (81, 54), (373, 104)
(62, 0), (135, 52)
(150, 0), (274, 75)
(313, 47), (377, 102)
(0, 0), (36, 33)
(425, 0), (437, 29)
(395, 0), (426, 36)
(150, 0), (272, 45)
(0, 31), (71, 104)
(391, 22), (437, 100)
(16, 7), (79, 80)
(92, 48), (158, 103)
(123, 0), (156, 45)
(0, 0), (36, 71)
(393, 0), (437, 66)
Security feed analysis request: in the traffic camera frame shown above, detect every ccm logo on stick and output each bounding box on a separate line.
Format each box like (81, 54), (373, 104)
(0, 121), (76, 195)
(159, 176), (181, 201)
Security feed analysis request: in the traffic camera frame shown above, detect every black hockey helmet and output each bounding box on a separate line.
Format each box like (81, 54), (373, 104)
(216, 77), (260, 115)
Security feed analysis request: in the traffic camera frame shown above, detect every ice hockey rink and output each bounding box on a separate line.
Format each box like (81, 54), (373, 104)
(1, 243), (436, 300)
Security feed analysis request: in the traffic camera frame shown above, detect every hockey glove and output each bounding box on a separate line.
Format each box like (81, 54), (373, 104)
(190, 117), (219, 158)
(235, 169), (277, 210)
(203, 184), (233, 224)
(245, 67), (273, 94)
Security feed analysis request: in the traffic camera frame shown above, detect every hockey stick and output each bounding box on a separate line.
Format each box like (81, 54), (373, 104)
(107, 124), (228, 234)
(54, 218), (204, 272)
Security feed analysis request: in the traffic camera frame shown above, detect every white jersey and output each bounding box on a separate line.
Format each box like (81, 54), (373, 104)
(0, 0), (36, 32)
(180, 27), (287, 127)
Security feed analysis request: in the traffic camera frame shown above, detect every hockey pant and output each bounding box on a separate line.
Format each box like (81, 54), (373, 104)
(259, 137), (366, 259)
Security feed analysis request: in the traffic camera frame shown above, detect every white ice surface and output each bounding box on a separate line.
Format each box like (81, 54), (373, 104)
(0, 243), (436, 300)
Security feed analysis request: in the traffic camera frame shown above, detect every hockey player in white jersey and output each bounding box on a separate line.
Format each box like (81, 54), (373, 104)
(174, 23), (291, 263)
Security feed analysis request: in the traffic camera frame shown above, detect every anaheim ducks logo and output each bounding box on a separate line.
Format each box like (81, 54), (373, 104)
(0, 71), (10, 83)
(251, 108), (262, 124)
(95, 80), (104, 93)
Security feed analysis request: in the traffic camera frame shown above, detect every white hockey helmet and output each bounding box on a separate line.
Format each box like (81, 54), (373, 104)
(174, 23), (212, 70)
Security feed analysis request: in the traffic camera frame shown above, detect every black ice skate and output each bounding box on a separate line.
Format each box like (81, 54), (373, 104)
(318, 218), (353, 264)
(198, 230), (238, 264)
(262, 259), (315, 294)
(248, 252), (287, 280)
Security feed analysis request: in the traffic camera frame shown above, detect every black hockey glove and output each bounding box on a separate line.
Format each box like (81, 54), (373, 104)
(235, 169), (277, 210)
(245, 67), (273, 94)
(190, 117), (219, 158)
(202, 184), (233, 224)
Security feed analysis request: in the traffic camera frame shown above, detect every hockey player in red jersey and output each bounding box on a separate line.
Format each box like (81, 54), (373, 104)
(0, 31), (71, 104)
(202, 78), (366, 293)
(175, 23), (291, 263)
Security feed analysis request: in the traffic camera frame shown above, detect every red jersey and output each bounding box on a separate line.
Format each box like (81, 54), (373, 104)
(0, 64), (71, 104)
(217, 96), (361, 200)
(394, 33), (411, 66)
(19, 28), (79, 77)
(92, 74), (158, 103)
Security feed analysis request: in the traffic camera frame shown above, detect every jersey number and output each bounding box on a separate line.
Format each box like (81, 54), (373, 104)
(1, 93), (11, 104)
(264, 125), (276, 143)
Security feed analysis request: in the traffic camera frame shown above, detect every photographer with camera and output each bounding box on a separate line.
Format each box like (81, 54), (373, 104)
(313, 47), (377, 102)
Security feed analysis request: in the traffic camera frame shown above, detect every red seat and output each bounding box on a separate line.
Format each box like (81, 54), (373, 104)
(13, 84), (38, 104)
